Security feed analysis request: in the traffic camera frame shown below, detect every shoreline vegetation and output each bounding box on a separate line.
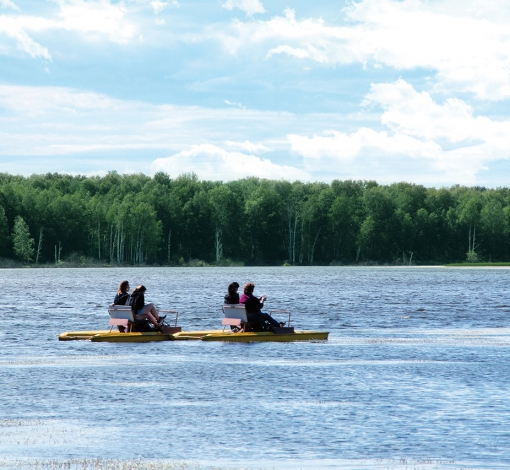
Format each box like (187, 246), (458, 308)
(3, 257), (510, 269)
(443, 262), (510, 267)
(2, 172), (510, 267)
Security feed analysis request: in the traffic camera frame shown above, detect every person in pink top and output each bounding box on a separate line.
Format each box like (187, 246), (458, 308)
(239, 282), (283, 330)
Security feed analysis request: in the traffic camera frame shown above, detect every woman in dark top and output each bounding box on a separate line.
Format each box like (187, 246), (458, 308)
(224, 282), (240, 304)
(239, 282), (282, 329)
(113, 280), (130, 305)
(129, 284), (165, 328)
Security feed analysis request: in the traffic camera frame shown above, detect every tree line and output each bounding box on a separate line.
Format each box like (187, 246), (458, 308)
(1, 171), (510, 266)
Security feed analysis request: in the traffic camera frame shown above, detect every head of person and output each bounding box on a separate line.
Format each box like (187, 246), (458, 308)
(132, 284), (146, 295)
(117, 280), (130, 295)
(228, 282), (239, 296)
(243, 282), (255, 295)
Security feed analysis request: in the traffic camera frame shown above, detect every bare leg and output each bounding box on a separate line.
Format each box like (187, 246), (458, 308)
(147, 312), (160, 326)
(149, 303), (160, 320)
(139, 303), (161, 326)
(139, 303), (160, 321)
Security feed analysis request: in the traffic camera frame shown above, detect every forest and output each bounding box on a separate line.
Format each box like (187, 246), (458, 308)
(1, 171), (510, 266)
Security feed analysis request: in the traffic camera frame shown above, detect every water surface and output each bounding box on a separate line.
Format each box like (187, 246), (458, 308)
(1, 267), (509, 469)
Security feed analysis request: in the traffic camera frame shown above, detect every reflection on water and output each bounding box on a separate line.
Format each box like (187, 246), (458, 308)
(1, 267), (510, 469)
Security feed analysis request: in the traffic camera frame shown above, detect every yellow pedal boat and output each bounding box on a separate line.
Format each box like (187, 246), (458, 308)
(200, 330), (329, 342)
(57, 330), (221, 342)
(213, 305), (329, 342)
(58, 305), (329, 343)
(58, 329), (328, 343)
(58, 305), (207, 342)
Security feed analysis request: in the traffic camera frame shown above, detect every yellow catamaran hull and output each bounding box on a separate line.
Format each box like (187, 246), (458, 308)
(57, 330), (214, 342)
(201, 330), (329, 342)
(58, 329), (328, 343)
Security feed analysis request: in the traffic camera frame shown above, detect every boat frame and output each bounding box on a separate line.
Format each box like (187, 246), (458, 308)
(206, 304), (329, 342)
(58, 304), (329, 343)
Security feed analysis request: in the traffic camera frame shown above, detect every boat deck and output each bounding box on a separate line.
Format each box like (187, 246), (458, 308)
(58, 329), (329, 342)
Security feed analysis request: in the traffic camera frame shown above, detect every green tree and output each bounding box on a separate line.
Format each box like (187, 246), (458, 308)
(0, 206), (9, 258)
(329, 193), (359, 262)
(209, 185), (237, 263)
(394, 209), (416, 264)
(480, 197), (506, 260)
(300, 185), (332, 264)
(362, 187), (396, 260)
(244, 181), (283, 262)
(357, 216), (376, 261)
(12, 216), (34, 263)
(456, 189), (483, 261)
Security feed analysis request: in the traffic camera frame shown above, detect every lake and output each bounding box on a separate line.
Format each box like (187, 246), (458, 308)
(1, 266), (509, 469)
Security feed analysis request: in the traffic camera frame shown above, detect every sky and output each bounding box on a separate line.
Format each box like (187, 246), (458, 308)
(1, 0), (510, 187)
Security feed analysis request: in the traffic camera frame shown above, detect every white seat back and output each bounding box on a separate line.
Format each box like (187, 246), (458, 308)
(222, 304), (248, 323)
(108, 305), (135, 322)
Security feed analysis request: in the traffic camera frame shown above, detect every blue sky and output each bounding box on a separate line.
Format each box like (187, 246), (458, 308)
(1, 0), (510, 187)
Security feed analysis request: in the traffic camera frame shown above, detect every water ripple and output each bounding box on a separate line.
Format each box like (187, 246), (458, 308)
(1, 266), (509, 468)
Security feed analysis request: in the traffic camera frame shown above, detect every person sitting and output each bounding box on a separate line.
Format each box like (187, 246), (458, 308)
(224, 281), (240, 304)
(224, 281), (241, 331)
(113, 280), (130, 306)
(111, 280), (132, 332)
(239, 282), (283, 331)
(128, 285), (165, 329)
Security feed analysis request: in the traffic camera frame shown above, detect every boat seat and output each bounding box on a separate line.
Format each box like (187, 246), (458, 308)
(222, 305), (295, 333)
(108, 318), (130, 328)
(222, 304), (249, 332)
(221, 305), (291, 332)
(108, 305), (137, 332)
(108, 305), (181, 333)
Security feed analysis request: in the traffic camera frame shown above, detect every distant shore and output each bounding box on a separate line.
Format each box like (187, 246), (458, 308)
(443, 262), (510, 267)
(2, 258), (510, 268)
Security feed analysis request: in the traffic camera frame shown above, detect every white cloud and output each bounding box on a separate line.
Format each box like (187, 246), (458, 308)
(224, 140), (269, 153)
(150, 1), (165, 14)
(151, 144), (309, 181)
(0, 85), (118, 116)
(0, 84), (330, 159)
(3, 81), (508, 186)
(267, 44), (314, 61)
(362, 79), (510, 144)
(344, 0), (510, 99)
(289, 80), (510, 185)
(288, 128), (432, 162)
(222, 0), (265, 16)
(0, 0), (138, 60)
(0, 16), (51, 59)
(222, 1), (510, 100)
(0, 0), (18, 10)
(55, 0), (137, 43)
(224, 99), (246, 109)
(149, 1), (168, 15)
